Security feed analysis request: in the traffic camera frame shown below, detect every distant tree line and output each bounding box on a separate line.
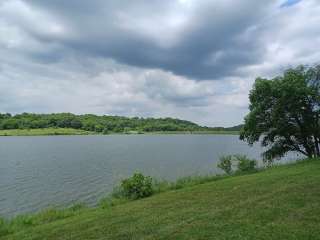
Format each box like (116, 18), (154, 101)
(0, 113), (237, 133)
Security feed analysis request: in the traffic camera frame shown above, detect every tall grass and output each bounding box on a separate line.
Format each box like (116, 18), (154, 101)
(0, 203), (87, 237)
(99, 174), (229, 209)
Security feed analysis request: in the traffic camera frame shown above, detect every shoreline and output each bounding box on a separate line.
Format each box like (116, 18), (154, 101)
(0, 128), (239, 136)
(0, 158), (302, 219)
(0, 158), (318, 239)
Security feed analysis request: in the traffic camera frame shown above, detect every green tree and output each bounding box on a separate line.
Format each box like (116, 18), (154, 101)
(70, 119), (82, 129)
(240, 65), (320, 162)
(0, 119), (19, 129)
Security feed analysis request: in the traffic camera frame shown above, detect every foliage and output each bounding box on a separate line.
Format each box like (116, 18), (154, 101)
(117, 173), (154, 200)
(218, 154), (257, 174)
(0, 113), (241, 134)
(217, 155), (233, 174)
(236, 155), (257, 173)
(240, 65), (320, 162)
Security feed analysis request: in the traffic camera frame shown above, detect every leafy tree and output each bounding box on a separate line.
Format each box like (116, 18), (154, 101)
(0, 113), (11, 120)
(240, 65), (320, 162)
(0, 119), (19, 129)
(94, 124), (104, 132)
(70, 119), (82, 129)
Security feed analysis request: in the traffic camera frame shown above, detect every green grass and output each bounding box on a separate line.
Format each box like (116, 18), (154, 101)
(0, 128), (239, 136)
(0, 128), (95, 136)
(1, 159), (320, 239)
(143, 130), (239, 135)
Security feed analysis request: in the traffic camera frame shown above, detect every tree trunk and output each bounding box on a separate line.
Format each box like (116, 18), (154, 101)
(303, 143), (314, 158)
(315, 137), (320, 157)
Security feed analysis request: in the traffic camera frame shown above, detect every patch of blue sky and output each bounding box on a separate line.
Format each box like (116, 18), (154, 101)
(280, 0), (302, 8)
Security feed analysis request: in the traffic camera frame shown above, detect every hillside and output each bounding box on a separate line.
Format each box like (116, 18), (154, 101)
(1, 159), (319, 239)
(0, 113), (240, 134)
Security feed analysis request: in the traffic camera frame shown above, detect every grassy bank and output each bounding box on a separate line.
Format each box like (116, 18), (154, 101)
(144, 130), (239, 135)
(1, 159), (319, 239)
(0, 128), (95, 136)
(0, 128), (239, 136)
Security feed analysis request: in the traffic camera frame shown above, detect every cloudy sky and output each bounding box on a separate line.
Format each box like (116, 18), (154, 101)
(0, 0), (319, 126)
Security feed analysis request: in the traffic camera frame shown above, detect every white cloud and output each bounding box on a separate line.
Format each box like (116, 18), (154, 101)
(0, 0), (319, 126)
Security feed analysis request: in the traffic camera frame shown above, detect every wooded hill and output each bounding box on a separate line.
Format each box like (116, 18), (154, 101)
(0, 113), (241, 134)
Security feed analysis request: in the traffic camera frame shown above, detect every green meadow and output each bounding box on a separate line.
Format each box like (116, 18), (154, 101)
(0, 128), (94, 136)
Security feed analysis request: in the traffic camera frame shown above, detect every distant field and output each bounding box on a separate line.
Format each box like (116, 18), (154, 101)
(0, 128), (94, 136)
(0, 128), (239, 136)
(145, 130), (239, 135)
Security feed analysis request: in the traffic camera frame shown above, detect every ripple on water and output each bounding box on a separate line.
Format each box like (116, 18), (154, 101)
(0, 135), (276, 217)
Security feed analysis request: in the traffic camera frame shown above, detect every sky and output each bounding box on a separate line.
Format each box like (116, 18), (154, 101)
(0, 0), (319, 127)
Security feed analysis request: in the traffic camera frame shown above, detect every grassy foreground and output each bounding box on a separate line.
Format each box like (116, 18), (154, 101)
(1, 159), (320, 239)
(0, 128), (94, 136)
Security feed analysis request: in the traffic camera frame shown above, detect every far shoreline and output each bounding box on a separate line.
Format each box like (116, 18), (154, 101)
(0, 128), (239, 137)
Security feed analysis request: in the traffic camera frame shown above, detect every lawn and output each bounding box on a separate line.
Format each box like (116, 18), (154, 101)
(1, 159), (319, 239)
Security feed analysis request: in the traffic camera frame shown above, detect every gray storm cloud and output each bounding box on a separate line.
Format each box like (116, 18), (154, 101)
(9, 0), (278, 80)
(0, 0), (319, 126)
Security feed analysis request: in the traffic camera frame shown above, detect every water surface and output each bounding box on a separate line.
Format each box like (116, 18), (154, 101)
(0, 135), (294, 217)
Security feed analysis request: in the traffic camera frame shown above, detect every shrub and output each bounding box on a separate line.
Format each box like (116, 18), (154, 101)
(217, 155), (233, 174)
(118, 173), (154, 200)
(218, 154), (257, 174)
(237, 155), (257, 173)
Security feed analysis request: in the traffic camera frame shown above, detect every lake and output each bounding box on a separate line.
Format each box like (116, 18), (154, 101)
(0, 134), (296, 217)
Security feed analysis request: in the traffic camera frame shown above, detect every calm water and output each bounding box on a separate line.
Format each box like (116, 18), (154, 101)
(0, 135), (295, 217)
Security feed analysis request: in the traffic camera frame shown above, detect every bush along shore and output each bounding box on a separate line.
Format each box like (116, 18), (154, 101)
(100, 154), (258, 207)
(2, 156), (318, 240)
